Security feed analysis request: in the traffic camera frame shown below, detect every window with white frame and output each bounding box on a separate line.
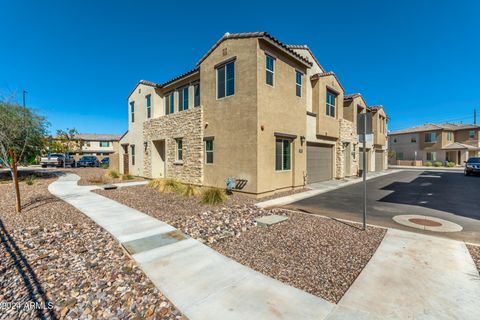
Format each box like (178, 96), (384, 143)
(179, 86), (189, 111)
(165, 93), (175, 115)
(130, 101), (135, 122)
(275, 138), (291, 171)
(100, 141), (110, 147)
(447, 132), (453, 141)
(205, 139), (213, 164)
(469, 130), (475, 139)
(146, 94), (151, 118)
(176, 139), (183, 161)
(266, 55), (275, 86)
(217, 61), (235, 98)
(426, 152), (436, 161)
(131, 145), (135, 165)
(425, 132), (437, 143)
(326, 90), (336, 117)
(194, 83), (200, 107)
(295, 71), (302, 97)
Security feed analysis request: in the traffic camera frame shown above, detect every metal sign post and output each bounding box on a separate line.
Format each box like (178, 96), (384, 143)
(362, 113), (367, 231)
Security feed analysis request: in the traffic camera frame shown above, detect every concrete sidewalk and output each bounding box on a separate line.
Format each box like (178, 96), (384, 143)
(257, 170), (400, 208)
(329, 229), (480, 319)
(49, 174), (334, 320)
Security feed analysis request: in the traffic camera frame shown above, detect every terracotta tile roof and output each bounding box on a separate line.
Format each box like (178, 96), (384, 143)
(286, 44), (325, 72)
(196, 32), (313, 67)
(138, 80), (159, 87)
(443, 142), (480, 150)
(390, 123), (480, 135)
(160, 68), (199, 88)
(344, 93), (362, 100)
(310, 72), (345, 92)
(369, 105), (384, 111)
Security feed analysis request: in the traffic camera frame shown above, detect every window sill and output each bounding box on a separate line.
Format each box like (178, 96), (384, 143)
(174, 161), (184, 165)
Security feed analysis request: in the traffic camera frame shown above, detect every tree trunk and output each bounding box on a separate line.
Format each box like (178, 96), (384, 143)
(9, 150), (21, 213)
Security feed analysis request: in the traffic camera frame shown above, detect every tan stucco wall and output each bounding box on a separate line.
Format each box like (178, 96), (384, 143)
(419, 130), (443, 150)
(372, 109), (387, 146)
(256, 40), (308, 194)
(455, 129), (480, 147)
(312, 75), (344, 139)
(199, 37), (259, 194)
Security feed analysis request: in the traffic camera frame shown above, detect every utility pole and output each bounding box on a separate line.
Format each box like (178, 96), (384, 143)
(474, 108), (477, 125)
(23, 90), (27, 107)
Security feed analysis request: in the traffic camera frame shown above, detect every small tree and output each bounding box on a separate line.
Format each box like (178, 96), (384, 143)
(55, 128), (82, 167)
(0, 100), (48, 212)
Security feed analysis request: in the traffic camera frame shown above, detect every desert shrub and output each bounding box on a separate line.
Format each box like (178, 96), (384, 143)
(121, 174), (134, 181)
(24, 175), (36, 186)
(106, 169), (119, 179)
(101, 163), (109, 169)
(201, 187), (227, 205)
(446, 161), (455, 167)
(424, 161), (432, 167)
(148, 178), (184, 193)
(87, 175), (108, 184)
(434, 161), (442, 167)
(182, 184), (199, 197)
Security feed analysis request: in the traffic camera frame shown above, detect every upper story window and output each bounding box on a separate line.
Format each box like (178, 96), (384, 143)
(326, 90), (336, 117)
(275, 139), (291, 171)
(176, 139), (183, 162)
(425, 132), (437, 143)
(165, 93), (175, 115)
(266, 55), (275, 86)
(86, 141), (91, 147)
(194, 83), (200, 107)
(447, 132), (453, 141)
(469, 130), (476, 139)
(100, 141), (110, 147)
(146, 95), (151, 118)
(411, 136), (417, 143)
(179, 87), (189, 111)
(130, 101), (135, 123)
(205, 139), (213, 164)
(131, 145), (135, 165)
(217, 61), (235, 99)
(295, 71), (302, 97)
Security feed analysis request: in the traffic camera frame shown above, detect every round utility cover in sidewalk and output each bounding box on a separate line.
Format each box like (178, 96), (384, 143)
(392, 215), (463, 232)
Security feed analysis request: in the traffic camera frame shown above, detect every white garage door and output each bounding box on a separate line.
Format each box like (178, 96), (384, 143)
(375, 150), (384, 171)
(307, 143), (333, 183)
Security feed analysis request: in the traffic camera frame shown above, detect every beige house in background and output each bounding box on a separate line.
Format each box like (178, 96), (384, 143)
(68, 134), (121, 161)
(119, 32), (388, 197)
(389, 123), (480, 165)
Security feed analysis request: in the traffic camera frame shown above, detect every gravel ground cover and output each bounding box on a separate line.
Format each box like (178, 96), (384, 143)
(0, 176), (181, 319)
(64, 167), (144, 186)
(212, 211), (386, 303)
(95, 185), (267, 243)
(467, 244), (480, 273)
(96, 185), (386, 303)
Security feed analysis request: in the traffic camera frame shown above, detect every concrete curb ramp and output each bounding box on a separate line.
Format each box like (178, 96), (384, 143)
(48, 174), (334, 319)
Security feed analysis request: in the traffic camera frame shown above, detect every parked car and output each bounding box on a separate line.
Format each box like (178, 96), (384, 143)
(100, 157), (110, 167)
(464, 157), (480, 176)
(77, 156), (100, 167)
(40, 153), (76, 168)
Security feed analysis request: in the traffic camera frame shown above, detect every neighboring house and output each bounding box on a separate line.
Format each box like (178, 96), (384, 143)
(54, 134), (121, 161)
(389, 123), (480, 165)
(119, 32), (388, 197)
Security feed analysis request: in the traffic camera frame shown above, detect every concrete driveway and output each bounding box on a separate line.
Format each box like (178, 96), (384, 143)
(282, 170), (480, 244)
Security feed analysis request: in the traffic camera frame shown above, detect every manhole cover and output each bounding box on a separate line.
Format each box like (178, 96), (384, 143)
(408, 218), (442, 227)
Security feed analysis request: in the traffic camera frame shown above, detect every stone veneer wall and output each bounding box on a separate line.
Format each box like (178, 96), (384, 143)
(143, 107), (204, 184)
(336, 119), (359, 178)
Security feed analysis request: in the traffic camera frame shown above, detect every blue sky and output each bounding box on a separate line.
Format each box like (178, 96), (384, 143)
(1, 0), (479, 134)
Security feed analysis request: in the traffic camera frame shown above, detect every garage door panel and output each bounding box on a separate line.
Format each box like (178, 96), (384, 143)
(307, 143), (333, 183)
(375, 150), (384, 171)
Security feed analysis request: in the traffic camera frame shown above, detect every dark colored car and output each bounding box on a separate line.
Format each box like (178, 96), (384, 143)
(100, 157), (110, 167)
(77, 156), (100, 167)
(464, 157), (480, 176)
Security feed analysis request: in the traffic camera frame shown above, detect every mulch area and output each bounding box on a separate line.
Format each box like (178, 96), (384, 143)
(97, 185), (386, 303)
(0, 175), (181, 319)
(467, 244), (480, 273)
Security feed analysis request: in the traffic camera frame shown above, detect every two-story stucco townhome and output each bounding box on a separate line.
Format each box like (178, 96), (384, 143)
(119, 32), (389, 197)
(389, 123), (480, 165)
